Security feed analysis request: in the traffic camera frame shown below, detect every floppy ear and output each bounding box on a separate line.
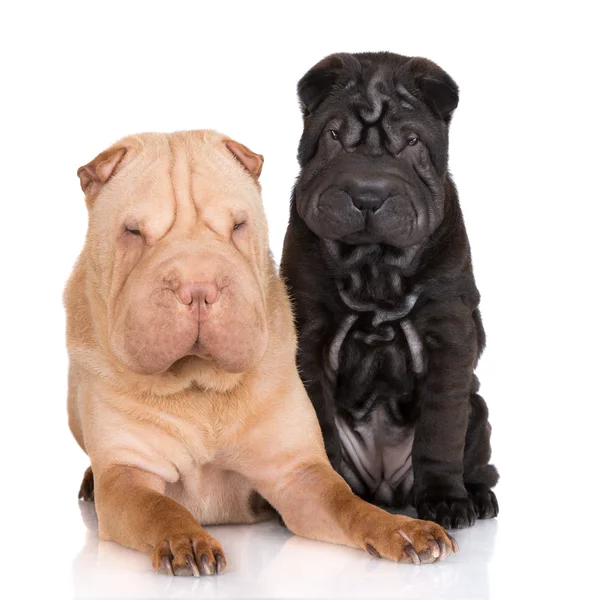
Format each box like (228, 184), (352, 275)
(409, 57), (459, 122)
(297, 53), (350, 117)
(77, 144), (128, 202)
(225, 140), (264, 179)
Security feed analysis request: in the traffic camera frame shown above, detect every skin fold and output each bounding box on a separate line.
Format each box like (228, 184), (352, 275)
(65, 129), (457, 576)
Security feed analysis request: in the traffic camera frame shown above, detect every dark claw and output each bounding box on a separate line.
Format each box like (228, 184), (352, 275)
(187, 554), (200, 577)
(215, 553), (224, 575)
(162, 555), (174, 576)
(419, 497), (478, 530)
(199, 554), (212, 576)
(427, 540), (441, 559)
(366, 544), (381, 558)
(452, 511), (470, 529)
(468, 485), (499, 520)
(435, 503), (452, 530)
(437, 538), (448, 560)
(449, 535), (459, 553)
(405, 546), (421, 565)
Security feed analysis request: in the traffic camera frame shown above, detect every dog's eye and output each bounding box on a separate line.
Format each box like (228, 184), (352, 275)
(407, 136), (419, 146)
(330, 130), (340, 140)
(233, 221), (245, 231)
(126, 226), (142, 236)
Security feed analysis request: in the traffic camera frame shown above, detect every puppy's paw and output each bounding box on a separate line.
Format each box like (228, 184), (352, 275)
(363, 515), (458, 564)
(466, 483), (499, 520)
(417, 496), (477, 530)
(78, 466), (94, 502)
(152, 533), (226, 576)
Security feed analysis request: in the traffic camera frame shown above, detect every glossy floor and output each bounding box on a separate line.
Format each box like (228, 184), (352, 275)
(23, 476), (592, 600)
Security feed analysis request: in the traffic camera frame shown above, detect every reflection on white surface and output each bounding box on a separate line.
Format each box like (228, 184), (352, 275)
(71, 500), (498, 599)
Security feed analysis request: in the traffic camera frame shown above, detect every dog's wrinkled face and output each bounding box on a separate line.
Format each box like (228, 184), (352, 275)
(295, 52), (458, 248)
(78, 131), (268, 376)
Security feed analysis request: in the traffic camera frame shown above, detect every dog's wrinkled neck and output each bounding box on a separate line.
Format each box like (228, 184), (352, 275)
(322, 239), (423, 275)
(322, 239), (423, 324)
(321, 239), (424, 298)
(321, 239), (425, 379)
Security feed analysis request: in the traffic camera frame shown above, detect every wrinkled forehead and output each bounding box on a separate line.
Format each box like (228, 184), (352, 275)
(175, 133), (262, 218)
(325, 79), (432, 151)
(344, 65), (419, 124)
(96, 133), (261, 226)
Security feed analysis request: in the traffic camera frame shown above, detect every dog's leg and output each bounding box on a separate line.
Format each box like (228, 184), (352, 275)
(412, 311), (480, 529)
(93, 465), (226, 576)
(78, 466), (94, 501)
(463, 390), (499, 519)
(257, 461), (457, 564)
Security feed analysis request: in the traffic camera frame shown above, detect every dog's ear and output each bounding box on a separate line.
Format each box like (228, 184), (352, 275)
(297, 53), (352, 117)
(408, 57), (459, 122)
(77, 144), (128, 203)
(225, 140), (264, 179)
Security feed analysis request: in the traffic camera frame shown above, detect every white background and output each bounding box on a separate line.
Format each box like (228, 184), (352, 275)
(1, 1), (598, 598)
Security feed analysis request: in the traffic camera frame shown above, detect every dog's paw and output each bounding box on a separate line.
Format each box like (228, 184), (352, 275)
(417, 496), (477, 530)
(78, 466), (94, 501)
(152, 532), (226, 576)
(466, 483), (499, 520)
(363, 515), (458, 564)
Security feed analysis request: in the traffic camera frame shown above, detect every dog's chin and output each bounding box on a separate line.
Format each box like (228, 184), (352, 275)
(340, 229), (429, 248)
(127, 344), (261, 378)
(170, 354), (203, 369)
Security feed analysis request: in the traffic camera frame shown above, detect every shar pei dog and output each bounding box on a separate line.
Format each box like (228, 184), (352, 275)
(281, 52), (499, 529)
(65, 130), (457, 576)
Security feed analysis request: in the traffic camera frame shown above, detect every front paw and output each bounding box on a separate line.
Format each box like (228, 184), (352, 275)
(466, 483), (499, 519)
(362, 514), (458, 564)
(417, 496), (477, 530)
(152, 532), (226, 576)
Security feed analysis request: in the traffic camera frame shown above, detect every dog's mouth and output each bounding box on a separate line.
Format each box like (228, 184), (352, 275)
(297, 148), (446, 248)
(185, 331), (212, 360)
(186, 337), (203, 359)
(305, 188), (428, 248)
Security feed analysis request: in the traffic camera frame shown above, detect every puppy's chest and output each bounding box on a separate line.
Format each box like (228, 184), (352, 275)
(336, 406), (415, 505)
(324, 266), (424, 504)
(325, 266), (425, 392)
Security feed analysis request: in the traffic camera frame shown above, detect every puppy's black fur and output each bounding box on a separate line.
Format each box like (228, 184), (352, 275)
(281, 52), (498, 529)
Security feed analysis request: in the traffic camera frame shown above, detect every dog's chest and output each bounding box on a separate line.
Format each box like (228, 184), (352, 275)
(336, 406), (415, 505)
(325, 264), (425, 391)
(325, 263), (424, 503)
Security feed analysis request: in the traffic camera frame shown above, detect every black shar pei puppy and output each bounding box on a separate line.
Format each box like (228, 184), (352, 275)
(281, 52), (499, 529)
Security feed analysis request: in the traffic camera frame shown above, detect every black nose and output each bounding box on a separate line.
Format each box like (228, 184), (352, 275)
(351, 192), (387, 212)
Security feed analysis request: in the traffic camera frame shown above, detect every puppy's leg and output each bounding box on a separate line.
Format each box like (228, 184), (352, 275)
(260, 461), (457, 564)
(412, 310), (480, 529)
(464, 391), (499, 519)
(94, 465), (225, 576)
